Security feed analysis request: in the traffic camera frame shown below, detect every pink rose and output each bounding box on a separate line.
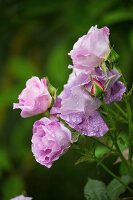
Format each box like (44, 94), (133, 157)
(11, 195), (32, 200)
(13, 77), (52, 118)
(69, 26), (110, 72)
(31, 117), (72, 168)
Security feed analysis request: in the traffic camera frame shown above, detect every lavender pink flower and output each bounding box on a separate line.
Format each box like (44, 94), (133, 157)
(13, 77), (52, 118)
(61, 111), (108, 137)
(11, 195), (32, 200)
(31, 117), (72, 168)
(87, 67), (126, 104)
(51, 70), (108, 137)
(51, 66), (126, 137)
(69, 26), (110, 72)
(69, 67), (126, 104)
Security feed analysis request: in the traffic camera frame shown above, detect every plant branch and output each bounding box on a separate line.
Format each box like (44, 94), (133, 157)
(96, 158), (133, 195)
(91, 137), (115, 152)
(114, 103), (127, 119)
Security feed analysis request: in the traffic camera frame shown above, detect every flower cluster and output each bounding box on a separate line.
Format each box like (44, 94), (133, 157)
(13, 25), (126, 168)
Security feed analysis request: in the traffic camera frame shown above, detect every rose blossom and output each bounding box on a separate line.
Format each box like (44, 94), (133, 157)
(13, 76), (52, 118)
(11, 195), (32, 200)
(69, 26), (110, 72)
(66, 67), (126, 104)
(31, 117), (72, 168)
(51, 66), (125, 137)
(51, 71), (108, 137)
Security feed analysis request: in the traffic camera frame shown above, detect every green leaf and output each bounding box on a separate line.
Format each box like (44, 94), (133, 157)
(119, 162), (129, 176)
(107, 175), (132, 200)
(84, 178), (109, 200)
(118, 137), (126, 146)
(109, 48), (119, 64)
(125, 85), (133, 98)
(71, 131), (80, 143)
(95, 147), (110, 159)
(47, 78), (58, 100)
(75, 155), (91, 165)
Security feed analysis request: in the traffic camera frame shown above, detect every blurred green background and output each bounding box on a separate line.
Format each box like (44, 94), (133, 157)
(0, 0), (133, 199)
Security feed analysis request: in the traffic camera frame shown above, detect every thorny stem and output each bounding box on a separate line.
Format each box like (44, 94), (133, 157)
(96, 158), (133, 194)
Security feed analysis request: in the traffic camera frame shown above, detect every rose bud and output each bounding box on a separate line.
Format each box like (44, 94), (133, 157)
(91, 77), (104, 97)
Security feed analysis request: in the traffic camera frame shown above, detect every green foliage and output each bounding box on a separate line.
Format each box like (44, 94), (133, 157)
(75, 155), (91, 165)
(107, 48), (119, 69)
(8, 56), (38, 81)
(45, 42), (70, 91)
(101, 9), (133, 25)
(47, 78), (58, 100)
(0, 148), (12, 176)
(84, 178), (109, 200)
(71, 131), (80, 143)
(125, 85), (133, 99)
(107, 175), (132, 200)
(129, 28), (133, 51)
(2, 175), (24, 200)
(84, 175), (132, 200)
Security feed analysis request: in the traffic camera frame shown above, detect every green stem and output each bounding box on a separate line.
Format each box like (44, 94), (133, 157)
(91, 137), (115, 152)
(126, 101), (133, 163)
(113, 136), (133, 179)
(96, 159), (133, 194)
(110, 132), (133, 179)
(114, 103), (127, 119)
(109, 109), (127, 124)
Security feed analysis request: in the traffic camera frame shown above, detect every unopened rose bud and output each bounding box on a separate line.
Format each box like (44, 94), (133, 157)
(91, 78), (104, 97)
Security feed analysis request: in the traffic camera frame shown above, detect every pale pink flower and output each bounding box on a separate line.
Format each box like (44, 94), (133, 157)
(32, 117), (72, 168)
(69, 26), (110, 72)
(13, 77), (52, 118)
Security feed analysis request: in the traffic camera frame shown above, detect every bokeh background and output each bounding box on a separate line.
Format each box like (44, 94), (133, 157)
(0, 0), (133, 199)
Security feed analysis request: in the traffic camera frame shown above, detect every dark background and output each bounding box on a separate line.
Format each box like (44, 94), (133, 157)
(0, 0), (133, 199)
